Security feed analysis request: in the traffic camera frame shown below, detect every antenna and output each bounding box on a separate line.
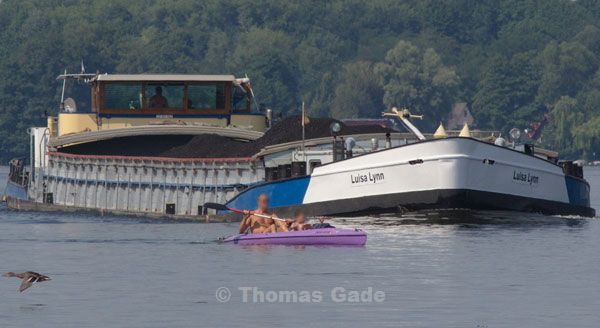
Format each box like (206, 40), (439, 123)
(60, 69), (67, 112)
(245, 73), (261, 112)
(301, 101), (306, 161)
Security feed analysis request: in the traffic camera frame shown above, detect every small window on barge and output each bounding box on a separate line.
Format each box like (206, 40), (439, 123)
(103, 83), (143, 110)
(232, 84), (250, 112)
(188, 83), (225, 110)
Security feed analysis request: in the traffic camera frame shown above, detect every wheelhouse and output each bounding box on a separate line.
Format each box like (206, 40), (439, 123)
(54, 74), (266, 136)
(92, 74), (251, 115)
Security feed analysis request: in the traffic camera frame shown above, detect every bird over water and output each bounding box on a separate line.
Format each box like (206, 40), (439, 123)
(3, 271), (51, 292)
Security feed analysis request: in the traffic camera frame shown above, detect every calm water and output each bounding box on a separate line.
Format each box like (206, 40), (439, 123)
(1, 167), (600, 328)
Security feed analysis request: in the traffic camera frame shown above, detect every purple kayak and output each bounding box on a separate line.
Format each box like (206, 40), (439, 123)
(223, 228), (367, 246)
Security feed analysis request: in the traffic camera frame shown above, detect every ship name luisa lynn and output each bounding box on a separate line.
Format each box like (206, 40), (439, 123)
(350, 172), (385, 184)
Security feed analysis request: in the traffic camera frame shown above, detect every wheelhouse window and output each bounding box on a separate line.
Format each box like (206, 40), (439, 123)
(232, 84), (249, 112)
(188, 83), (225, 109)
(103, 83), (142, 110)
(99, 80), (233, 113)
(145, 83), (184, 109)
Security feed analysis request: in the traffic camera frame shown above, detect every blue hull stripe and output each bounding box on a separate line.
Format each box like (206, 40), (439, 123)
(565, 176), (591, 207)
(4, 181), (28, 200)
(225, 176), (310, 212)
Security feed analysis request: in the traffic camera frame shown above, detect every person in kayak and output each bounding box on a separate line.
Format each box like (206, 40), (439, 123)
(285, 210), (334, 231)
(287, 210), (311, 231)
(311, 217), (333, 229)
(239, 194), (288, 234)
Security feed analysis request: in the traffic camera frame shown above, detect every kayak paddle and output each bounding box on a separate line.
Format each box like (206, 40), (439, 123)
(203, 202), (288, 221)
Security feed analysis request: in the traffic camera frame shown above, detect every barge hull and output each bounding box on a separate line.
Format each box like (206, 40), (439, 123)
(10, 148), (264, 217)
(289, 188), (595, 217)
(226, 138), (595, 217)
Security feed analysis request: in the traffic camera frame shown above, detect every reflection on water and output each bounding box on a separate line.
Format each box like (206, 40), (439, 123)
(330, 210), (590, 241)
(336, 209), (588, 227)
(19, 304), (47, 311)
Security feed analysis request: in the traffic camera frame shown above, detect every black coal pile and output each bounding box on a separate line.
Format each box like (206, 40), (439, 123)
(160, 134), (254, 158)
(60, 135), (254, 158)
(252, 116), (339, 150)
(59, 116), (395, 158)
(60, 135), (191, 157)
(252, 116), (394, 150)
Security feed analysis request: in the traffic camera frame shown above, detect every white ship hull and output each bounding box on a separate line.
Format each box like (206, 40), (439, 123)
(227, 138), (594, 217)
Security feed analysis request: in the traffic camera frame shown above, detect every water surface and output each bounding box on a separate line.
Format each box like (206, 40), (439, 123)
(1, 167), (599, 328)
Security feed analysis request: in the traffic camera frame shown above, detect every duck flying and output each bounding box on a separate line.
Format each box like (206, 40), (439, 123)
(3, 271), (51, 292)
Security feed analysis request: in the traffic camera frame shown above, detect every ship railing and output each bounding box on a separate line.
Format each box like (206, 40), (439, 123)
(8, 158), (29, 187)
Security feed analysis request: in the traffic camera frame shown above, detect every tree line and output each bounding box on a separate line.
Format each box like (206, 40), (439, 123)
(1, 0), (600, 161)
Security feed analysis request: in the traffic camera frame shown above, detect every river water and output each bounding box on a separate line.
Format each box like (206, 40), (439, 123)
(1, 167), (599, 328)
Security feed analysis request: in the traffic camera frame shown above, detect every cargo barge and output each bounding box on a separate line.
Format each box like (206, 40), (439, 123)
(4, 73), (408, 217)
(4, 73), (594, 218)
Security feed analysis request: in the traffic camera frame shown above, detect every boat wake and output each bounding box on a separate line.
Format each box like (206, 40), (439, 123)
(329, 209), (589, 228)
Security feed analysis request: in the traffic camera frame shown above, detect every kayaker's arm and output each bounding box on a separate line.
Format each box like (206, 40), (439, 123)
(272, 213), (289, 232)
(276, 220), (289, 232)
(239, 211), (253, 234)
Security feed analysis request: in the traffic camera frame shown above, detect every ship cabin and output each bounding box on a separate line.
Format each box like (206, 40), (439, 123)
(54, 74), (267, 137)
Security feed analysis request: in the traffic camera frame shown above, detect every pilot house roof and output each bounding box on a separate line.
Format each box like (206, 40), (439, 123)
(93, 74), (237, 82)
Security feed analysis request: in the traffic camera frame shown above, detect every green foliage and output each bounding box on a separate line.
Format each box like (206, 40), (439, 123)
(375, 41), (459, 126)
(573, 116), (600, 159)
(472, 52), (540, 132)
(330, 61), (383, 119)
(229, 27), (299, 113)
(536, 41), (598, 105)
(2, 0), (600, 160)
(546, 96), (582, 151)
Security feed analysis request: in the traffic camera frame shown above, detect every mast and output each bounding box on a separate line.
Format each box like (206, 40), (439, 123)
(301, 101), (306, 159)
(382, 107), (426, 141)
(60, 69), (67, 111)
